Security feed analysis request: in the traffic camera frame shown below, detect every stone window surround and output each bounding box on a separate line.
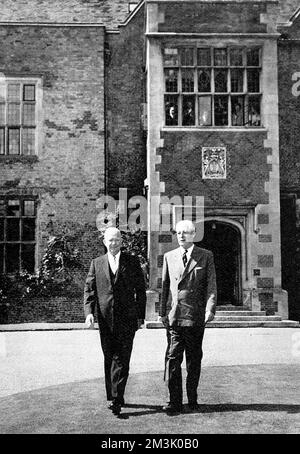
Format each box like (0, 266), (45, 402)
(0, 76), (42, 158)
(163, 44), (263, 128)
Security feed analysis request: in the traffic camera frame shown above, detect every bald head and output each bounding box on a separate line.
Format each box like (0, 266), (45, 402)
(103, 227), (122, 256)
(104, 227), (121, 242)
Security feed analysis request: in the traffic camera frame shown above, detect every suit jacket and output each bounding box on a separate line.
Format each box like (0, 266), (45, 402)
(159, 246), (217, 327)
(84, 251), (146, 335)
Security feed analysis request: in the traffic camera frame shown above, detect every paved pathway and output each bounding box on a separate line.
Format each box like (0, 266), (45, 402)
(0, 327), (299, 434)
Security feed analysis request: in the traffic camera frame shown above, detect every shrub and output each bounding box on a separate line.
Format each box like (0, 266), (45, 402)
(0, 233), (84, 302)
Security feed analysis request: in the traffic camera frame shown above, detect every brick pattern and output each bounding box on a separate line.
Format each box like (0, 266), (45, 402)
(259, 292), (278, 315)
(158, 2), (267, 33)
(157, 255), (164, 267)
(257, 214), (269, 225)
(258, 234), (272, 242)
(0, 0), (297, 27)
(158, 234), (173, 243)
(0, 297), (84, 324)
(257, 255), (274, 267)
(278, 39), (300, 190)
(257, 277), (274, 288)
(158, 131), (270, 205)
(0, 25), (106, 263)
(155, 300), (160, 314)
(106, 9), (146, 198)
(0, 0), (130, 27)
(278, 15), (300, 322)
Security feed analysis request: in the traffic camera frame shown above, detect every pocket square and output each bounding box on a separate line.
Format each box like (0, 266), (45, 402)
(195, 266), (203, 270)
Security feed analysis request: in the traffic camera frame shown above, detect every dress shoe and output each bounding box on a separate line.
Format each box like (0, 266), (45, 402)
(162, 403), (182, 414)
(110, 401), (122, 415)
(107, 398), (125, 409)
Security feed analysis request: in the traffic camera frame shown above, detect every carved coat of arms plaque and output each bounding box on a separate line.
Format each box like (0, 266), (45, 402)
(202, 147), (226, 179)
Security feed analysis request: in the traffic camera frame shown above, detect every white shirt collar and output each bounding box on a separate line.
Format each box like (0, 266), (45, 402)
(107, 251), (121, 273)
(180, 244), (194, 258)
(107, 251), (121, 262)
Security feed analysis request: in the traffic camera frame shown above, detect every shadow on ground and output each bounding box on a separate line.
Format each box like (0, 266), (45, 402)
(0, 364), (299, 434)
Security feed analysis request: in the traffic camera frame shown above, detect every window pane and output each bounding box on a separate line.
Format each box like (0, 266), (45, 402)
(7, 200), (20, 217)
(247, 96), (261, 126)
(7, 103), (20, 125)
(8, 129), (20, 155)
(214, 70), (228, 92)
(0, 218), (4, 240)
(165, 69), (178, 92)
(247, 69), (260, 92)
(7, 218), (20, 241)
(7, 84), (20, 101)
(23, 104), (36, 126)
(198, 69), (211, 92)
(0, 200), (5, 216)
(182, 69), (194, 92)
(180, 48), (194, 66)
(230, 48), (243, 66)
(214, 96), (228, 126)
(0, 129), (4, 155)
(198, 96), (212, 126)
(23, 200), (35, 216)
(22, 129), (35, 155)
(6, 244), (20, 273)
(23, 85), (35, 101)
(182, 96), (195, 126)
(163, 48), (179, 66)
(22, 218), (35, 241)
(21, 244), (35, 273)
(214, 49), (227, 66)
(247, 48), (260, 66)
(231, 69), (244, 92)
(0, 104), (5, 125)
(197, 48), (211, 66)
(231, 96), (244, 126)
(165, 96), (178, 126)
(0, 82), (5, 103)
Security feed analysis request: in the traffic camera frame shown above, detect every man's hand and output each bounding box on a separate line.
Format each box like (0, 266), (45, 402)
(85, 314), (94, 329)
(205, 311), (215, 324)
(158, 315), (169, 327)
(137, 319), (144, 329)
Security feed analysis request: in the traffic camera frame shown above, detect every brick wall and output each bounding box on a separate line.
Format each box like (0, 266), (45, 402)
(158, 2), (268, 33)
(0, 0), (298, 27)
(0, 297), (84, 323)
(0, 25), (106, 266)
(106, 7), (147, 198)
(278, 34), (300, 189)
(158, 131), (270, 205)
(0, 0), (130, 27)
(278, 18), (300, 320)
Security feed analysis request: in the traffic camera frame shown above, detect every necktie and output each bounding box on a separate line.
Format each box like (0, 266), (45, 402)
(182, 250), (187, 267)
(112, 255), (117, 274)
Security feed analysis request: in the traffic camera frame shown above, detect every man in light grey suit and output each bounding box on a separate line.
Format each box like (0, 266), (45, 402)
(159, 220), (217, 414)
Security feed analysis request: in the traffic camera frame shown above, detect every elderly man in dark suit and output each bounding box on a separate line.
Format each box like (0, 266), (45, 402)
(84, 227), (146, 416)
(159, 220), (217, 414)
